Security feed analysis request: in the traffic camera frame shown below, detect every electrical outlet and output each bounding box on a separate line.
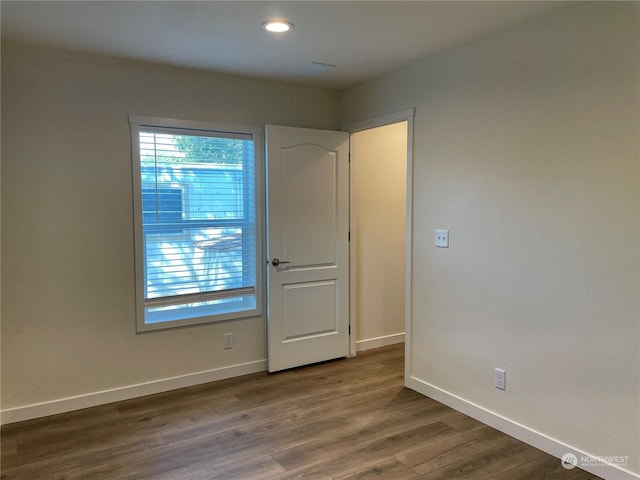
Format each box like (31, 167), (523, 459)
(223, 333), (233, 349)
(435, 229), (449, 248)
(495, 368), (506, 390)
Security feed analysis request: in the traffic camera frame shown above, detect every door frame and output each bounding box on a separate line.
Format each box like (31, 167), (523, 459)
(343, 108), (415, 378)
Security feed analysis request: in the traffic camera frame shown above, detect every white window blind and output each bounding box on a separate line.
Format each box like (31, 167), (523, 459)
(131, 120), (261, 330)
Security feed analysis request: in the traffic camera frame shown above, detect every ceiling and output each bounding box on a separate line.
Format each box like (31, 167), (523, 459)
(1, 1), (569, 89)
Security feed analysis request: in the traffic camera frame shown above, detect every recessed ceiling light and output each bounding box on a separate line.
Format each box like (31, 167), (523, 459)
(261, 20), (294, 33)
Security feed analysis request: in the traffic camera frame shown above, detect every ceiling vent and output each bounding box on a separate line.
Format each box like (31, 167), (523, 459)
(298, 62), (337, 77)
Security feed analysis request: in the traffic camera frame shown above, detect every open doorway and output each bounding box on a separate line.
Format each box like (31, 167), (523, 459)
(349, 118), (410, 355)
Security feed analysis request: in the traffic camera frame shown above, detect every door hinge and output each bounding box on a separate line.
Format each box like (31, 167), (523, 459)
(348, 231), (351, 242)
(348, 324), (351, 335)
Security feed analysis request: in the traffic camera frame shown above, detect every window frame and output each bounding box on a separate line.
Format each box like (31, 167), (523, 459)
(129, 115), (264, 332)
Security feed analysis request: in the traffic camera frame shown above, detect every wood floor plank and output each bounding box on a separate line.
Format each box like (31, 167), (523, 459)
(486, 454), (601, 480)
(272, 407), (453, 472)
(1, 344), (602, 480)
(420, 437), (550, 480)
(334, 458), (420, 480)
(396, 425), (507, 475)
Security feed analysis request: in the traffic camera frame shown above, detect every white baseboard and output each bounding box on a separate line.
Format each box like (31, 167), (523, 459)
(1, 359), (267, 425)
(356, 332), (405, 351)
(406, 375), (639, 480)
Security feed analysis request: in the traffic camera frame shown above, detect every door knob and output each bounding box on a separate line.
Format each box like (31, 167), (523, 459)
(271, 258), (290, 267)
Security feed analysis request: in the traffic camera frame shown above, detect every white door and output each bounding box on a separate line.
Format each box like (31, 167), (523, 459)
(266, 125), (350, 372)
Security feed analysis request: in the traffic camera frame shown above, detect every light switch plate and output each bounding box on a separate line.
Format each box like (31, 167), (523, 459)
(435, 229), (449, 248)
(495, 368), (506, 390)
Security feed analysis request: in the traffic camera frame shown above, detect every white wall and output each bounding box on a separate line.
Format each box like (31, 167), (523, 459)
(342, 3), (639, 478)
(351, 122), (407, 350)
(1, 41), (340, 418)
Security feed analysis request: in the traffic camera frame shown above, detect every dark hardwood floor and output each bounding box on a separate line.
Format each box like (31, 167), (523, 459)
(1, 344), (600, 479)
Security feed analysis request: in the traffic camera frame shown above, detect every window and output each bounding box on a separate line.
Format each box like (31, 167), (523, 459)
(130, 116), (263, 331)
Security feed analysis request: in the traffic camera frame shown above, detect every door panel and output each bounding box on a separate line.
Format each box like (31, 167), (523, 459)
(281, 144), (338, 267)
(282, 280), (337, 340)
(266, 125), (350, 372)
